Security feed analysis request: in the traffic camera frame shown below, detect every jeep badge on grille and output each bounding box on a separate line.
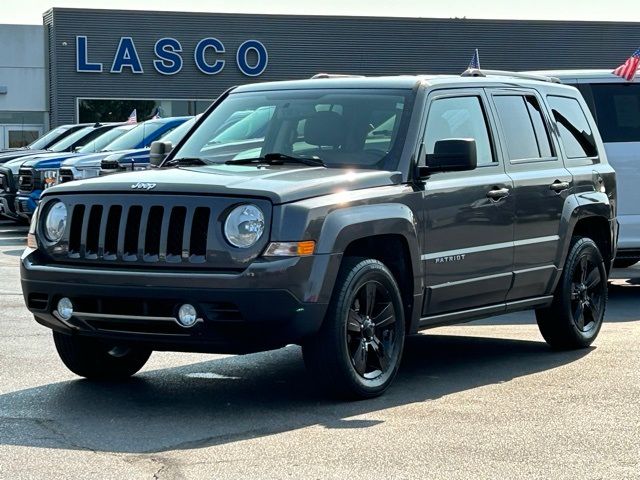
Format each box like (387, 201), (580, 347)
(131, 182), (156, 190)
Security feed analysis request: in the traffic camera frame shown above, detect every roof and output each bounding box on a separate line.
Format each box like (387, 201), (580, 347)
(233, 73), (578, 93)
(526, 69), (620, 80)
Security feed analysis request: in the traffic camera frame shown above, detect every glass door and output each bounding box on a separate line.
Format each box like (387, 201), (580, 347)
(3, 125), (43, 148)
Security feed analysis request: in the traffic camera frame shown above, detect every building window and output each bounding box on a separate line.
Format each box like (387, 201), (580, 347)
(78, 99), (214, 123)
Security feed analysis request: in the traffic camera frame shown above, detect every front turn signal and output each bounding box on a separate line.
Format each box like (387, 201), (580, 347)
(264, 241), (316, 257)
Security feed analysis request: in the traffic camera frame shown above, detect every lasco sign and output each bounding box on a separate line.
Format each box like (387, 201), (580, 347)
(76, 36), (268, 77)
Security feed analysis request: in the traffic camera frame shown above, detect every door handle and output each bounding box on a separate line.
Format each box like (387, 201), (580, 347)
(550, 181), (570, 192)
(486, 187), (510, 200)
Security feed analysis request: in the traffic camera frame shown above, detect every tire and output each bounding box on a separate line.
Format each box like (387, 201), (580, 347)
(613, 258), (638, 269)
(536, 237), (607, 350)
(53, 331), (151, 379)
(302, 257), (405, 399)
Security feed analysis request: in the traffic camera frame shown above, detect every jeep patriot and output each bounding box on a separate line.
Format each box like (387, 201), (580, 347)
(21, 71), (617, 398)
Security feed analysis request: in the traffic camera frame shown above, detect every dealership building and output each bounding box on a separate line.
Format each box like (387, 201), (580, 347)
(2, 7), (640, 148)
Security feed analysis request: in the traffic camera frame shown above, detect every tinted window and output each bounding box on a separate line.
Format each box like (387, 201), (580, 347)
(104, 120), (177, 151)
(77, 125), (133, 153)
(49, 127), (95, 152)
(424, 96), (494, 165)
(589, 83), (640, 143)
(494, 95), (548, 160)
(525, 97), (553, 157)
(547, 96), (598, 158)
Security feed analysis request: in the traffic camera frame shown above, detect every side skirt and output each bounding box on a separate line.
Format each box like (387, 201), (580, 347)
(417, 295), (554, 330)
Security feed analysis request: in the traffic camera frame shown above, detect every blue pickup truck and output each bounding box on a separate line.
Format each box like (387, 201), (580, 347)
(15, 117), (189, 218)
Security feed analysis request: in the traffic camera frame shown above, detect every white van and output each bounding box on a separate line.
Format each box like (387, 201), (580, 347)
(531, 70), (640, 267)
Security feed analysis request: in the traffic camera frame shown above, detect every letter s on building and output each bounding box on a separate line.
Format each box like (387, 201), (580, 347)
(154, 38), (183, 75)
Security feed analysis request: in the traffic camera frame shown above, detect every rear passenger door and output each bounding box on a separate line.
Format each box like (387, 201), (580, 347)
(489, 90), (572, 301)
(421, 90), (515, 317)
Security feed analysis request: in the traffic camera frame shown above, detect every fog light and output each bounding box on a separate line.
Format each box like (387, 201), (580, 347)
(57, 297), (73, 321)
(177, 304), (198, 327)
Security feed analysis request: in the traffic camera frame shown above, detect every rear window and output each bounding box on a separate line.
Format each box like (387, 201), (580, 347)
(589, 83), (640, 143)
(547, 96), (598, 159)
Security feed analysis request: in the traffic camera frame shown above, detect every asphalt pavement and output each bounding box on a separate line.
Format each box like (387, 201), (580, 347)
(0, 218), (638, 479)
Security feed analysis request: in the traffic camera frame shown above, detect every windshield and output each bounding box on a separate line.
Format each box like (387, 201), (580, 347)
(49, 126), (95, 152)
(160, 117), (196, 145)
(173, 89), (414, 169)
(77, 125), (133, 153)
(104, 120), (169, 151)
(28, 126), (71, 150)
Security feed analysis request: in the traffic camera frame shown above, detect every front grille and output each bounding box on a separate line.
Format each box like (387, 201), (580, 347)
(58, 168), (74, 184)
(0, 174), (6, 192)
(47, 194), (271, 269)
(18, 168), (35, 192)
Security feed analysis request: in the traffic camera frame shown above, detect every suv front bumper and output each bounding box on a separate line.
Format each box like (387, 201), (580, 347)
(21, 249), (342, 354)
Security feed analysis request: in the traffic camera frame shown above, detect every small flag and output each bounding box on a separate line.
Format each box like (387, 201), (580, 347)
(151, 107), (162, 120)
(468, 49), (481, 70)
(126, 109), (137, 124)
(612, 47), (640, 81)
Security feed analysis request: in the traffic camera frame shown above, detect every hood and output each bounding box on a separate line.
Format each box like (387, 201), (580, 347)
(61, 151), (112, 168)
(21, 152), (83, 169)
(103, 148), (151, 164)
(0, 148), (50, 164)
(45, 164), (402, 204)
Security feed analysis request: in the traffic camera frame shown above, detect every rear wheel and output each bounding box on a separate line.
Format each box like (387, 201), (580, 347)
(303, 257), (405, 399)
(53, 331), (151, 379)
(536, 237), (607, 349)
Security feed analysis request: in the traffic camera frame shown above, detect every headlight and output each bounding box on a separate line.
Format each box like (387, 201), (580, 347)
(42, 170), (58, 189)
(44, 201), (67, 243)
(223, 204), (265, 248)
(75, 167), (100, 180)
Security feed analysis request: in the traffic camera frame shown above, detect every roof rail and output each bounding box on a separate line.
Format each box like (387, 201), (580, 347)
(311, 73), (366, 79)
(461, 68), (561, 84)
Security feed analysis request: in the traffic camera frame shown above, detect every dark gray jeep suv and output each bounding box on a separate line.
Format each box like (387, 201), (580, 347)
(21, 71), (617, 398)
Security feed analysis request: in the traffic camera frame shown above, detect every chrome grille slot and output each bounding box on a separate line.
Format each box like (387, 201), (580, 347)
(68, 205), (85, 256)
(166, 206), (186, 260)
(85, 205), (103, 258)
(123, 206), (142, 260)
(189, 207), (210, 259)
(44, 194), (271, 270)
(104, 205), (122, 259)
(144, 206), (164, 260)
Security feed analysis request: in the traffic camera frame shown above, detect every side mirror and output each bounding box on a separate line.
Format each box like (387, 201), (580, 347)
(149, 141), (173, 167)
(418, 138), (477, 178)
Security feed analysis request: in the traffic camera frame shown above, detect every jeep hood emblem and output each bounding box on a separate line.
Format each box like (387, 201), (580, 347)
(131, 182), (157, 190)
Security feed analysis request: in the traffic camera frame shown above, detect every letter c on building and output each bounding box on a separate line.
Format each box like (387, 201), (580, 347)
(194, 38), (225, 75)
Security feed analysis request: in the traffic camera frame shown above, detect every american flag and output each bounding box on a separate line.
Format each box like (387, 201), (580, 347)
(612, 47), (640, 81)
(126, 109), (137, 124)
(151, 107), (162, 120)
(468, 49), (481, 70)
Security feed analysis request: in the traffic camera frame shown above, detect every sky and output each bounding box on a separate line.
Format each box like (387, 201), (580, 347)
(2, 0), (640, 24)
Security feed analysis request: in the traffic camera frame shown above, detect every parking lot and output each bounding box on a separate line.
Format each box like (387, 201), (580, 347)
(0, 218), (638, 479)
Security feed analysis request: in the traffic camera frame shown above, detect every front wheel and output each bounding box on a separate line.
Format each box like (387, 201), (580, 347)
(536, 237), (607, 349)
(303, 257), (405, 399)
(53, 331), (151, 379)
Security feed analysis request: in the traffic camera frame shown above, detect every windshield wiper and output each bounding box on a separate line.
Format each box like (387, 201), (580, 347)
(226, 152), (326, 167)
(163, 157), (208, 167)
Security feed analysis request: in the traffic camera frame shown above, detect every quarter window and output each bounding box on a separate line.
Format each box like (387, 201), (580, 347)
(588, 83), (640, 143)
(493, 95), (553, 161)
(547, 95), (598, 158)
(424, 96), (494, 166)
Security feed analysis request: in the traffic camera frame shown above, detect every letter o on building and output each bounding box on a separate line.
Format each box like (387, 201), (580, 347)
(236, 40), (268, 77)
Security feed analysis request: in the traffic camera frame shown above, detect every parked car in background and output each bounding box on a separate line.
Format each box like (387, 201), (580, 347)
(57, 116), (191, 184)
(0, 124), (91, 155)
(9, 123), (124, 219)
(529, 70), (640, 268)
(0, 123), (99, 164)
